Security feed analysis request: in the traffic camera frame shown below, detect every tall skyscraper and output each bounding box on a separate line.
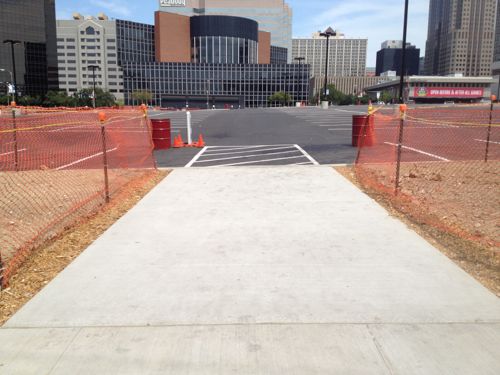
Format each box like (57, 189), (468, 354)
(158, 0), (292, 62)
(424, 0), (497, 76)
(0, 0), (59, 96)
(292, 32), (367, 77)
(376, 40), (420, 76)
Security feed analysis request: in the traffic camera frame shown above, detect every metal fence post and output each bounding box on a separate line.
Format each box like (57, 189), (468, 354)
(98, 112), (110, 203)
(11, 108), (19, 172)
(484, 96), (495, 162)
(395, 104), (407, 194)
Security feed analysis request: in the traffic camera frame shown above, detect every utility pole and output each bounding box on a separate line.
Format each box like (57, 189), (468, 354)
(3, 40), (21, 102)
(398, 0), (409, 104)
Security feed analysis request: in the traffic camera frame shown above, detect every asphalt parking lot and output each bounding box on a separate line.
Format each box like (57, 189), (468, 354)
(150, 105), (369, 167)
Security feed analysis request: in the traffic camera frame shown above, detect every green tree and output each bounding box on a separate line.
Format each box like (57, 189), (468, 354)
(380, 91), (395, 104)
(268, 91), (292, 106)
(43, 91), (76, 107)
(75, 88), (116, 107)
(132, 90), (153, 104)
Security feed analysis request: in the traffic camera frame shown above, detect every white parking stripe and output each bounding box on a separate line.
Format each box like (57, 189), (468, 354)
(213, 155), (306, 167)
(197, 150), (301, 163)
(55, 147), (118, 170)
(201, 145), (296, 157)
(384, 142), (450, 162)
(185, 146), (208, 168)
(474, 139), (500, 145)
(294, 144), (320, 165)
(0, 148), (27, 157)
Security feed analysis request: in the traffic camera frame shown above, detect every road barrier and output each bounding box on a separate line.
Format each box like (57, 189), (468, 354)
(354, 104), (500, 250)
(0, 106), (156, 287)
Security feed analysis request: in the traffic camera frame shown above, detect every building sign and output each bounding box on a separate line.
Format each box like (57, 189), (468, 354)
(413, 87), (484, 98)
(160, 0), (186, 6)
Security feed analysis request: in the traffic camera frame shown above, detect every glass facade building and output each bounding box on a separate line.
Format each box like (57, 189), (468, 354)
(0, 0), (58, 97)
(270, 46), (288, 65)
(123, 62), (310, 108)
(190, 16), (258, 64)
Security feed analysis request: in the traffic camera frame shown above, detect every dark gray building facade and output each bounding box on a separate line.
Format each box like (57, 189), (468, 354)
(0, 0), (58, 96)
(123, 62), (310, 108)
(376, 45), (420, 76)
(270, 46), (288, 64)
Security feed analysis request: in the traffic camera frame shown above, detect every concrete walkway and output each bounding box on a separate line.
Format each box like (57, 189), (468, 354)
(1, 166), (499, 374)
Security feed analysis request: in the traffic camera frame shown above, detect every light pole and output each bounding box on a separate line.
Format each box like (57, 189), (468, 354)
(319, 28), (336, 101)
(398, 0), (409, 104)
(295, 57), (305, 104)
(0, 68), (14, 103)
(206, 79), (210, 109)
(3, 40), (21, 102)
(88, 65), (100, 108)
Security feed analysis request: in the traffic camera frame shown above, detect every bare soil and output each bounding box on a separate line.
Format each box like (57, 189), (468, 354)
(336, 165), (500, 297)
(0, 169), (168, 325)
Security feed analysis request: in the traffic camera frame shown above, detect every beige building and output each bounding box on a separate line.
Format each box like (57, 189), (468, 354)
(158, 0), (292, 62)
(310, 76), (381, 97)
(292, 32), (367, 78)
(424, 0), (497, 76)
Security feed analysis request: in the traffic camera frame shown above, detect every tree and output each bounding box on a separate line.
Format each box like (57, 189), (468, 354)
(132, 90), (153, 104)
(44, 91), (76, 107)
(268, 91), (292, 107)
(74, 88), (116, 107)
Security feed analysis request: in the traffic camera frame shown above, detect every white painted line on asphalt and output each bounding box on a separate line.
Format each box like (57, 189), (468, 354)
(213, 155), (306, 167)
(201, 145), (295, 157)
(293, 162), (313, 165)
(294, 144), (320, 165)
(49, 124), (93, 132)
(55, 147), (118, 170)
(0, 148), (27, 157)
(332, 108), (367, 115)
(203, 144), (295, 153)
(384, 142), (450, 162)
(185, 146), (209, 168)
(328, 128), (352, 131)
(474, 138), (500, 145)
(196, 149), (301, 163)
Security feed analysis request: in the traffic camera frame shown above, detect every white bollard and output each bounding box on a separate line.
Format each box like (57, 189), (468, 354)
(186, 111), (192, 145)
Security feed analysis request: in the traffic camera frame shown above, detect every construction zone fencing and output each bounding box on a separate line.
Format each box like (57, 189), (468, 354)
(354, 104), (500, 250)
(0, 106), (156, 287)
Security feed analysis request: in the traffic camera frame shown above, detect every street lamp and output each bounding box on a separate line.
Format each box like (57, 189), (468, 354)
(3, 40), (21, 102)
(0, 68), (14, 103)
(294, 57), (305, 105)
(206, 79), (210, 109)
(399, 0), (409, 104)
(319, 28), (336, 101)
(88, 65), (100, 108)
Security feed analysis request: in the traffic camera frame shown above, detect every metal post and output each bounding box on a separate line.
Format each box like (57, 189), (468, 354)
(88, 65), (99, 109)
(484, 99), (494, 162)
(206, 79), (210, 109)
(100, 122), (110, 203)
(395, 106), (406, 194)
(186, 111), (192, 145)
(398, 0), (409, 103)
(323, 36), (330, 100)
(11, 108), (19, 172)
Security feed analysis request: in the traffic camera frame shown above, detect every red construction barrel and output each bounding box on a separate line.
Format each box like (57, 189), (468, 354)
(352, 115), (375, 147)
(151, 119), (171, 149)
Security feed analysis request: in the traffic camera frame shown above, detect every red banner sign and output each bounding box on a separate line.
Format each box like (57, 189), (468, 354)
(413, 87), (484, 98)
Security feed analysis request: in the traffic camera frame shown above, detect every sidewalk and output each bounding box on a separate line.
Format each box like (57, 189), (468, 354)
(1, 166), (499, 374)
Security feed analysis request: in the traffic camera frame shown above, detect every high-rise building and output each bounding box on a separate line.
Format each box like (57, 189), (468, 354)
(0, 0), (58, 97)
(56, 14), (154, 101)
(292, 32), (367, 78)
(424, 0), (497, 76)
(158, 0), (292, 62)
(375, 40), (420, 76)
(493, 2), (500, 96)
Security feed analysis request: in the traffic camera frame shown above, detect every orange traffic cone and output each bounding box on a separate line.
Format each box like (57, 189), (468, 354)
(173, 134), (184, 148)
(196, 134), (205, 148)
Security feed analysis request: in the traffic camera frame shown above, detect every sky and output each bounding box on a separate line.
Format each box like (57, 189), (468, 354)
(55, 0), (430, 67)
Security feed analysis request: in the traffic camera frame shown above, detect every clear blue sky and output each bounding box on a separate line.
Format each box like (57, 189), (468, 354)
(56, 0), (430, 67)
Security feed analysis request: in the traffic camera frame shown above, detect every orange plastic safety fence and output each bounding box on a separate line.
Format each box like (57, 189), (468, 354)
(355, 105), (500, 250)
(0, 106), (156, 287)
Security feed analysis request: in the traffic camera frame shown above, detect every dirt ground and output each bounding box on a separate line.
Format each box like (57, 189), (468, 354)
(0, 169), (168, 326)
(336, 165), (500, 297)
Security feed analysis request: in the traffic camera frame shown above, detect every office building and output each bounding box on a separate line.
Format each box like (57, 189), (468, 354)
(310, 76), (380, 97)
(375, 40), (420, 76)
(56, 14), (154, 101)
(424, 0), (497, 76)
(158, 0), (292, 62)
(492, 2), (500, 96)
(292, 32), (367, 78)
(0, 0), (58, 96)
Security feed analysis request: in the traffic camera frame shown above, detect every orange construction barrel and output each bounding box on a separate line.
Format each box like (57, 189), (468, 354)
(151, 119), (171, 149)
(352, 115), (375, 147)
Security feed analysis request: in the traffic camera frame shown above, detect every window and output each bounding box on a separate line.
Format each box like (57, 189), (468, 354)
(86, 26), (95, 35)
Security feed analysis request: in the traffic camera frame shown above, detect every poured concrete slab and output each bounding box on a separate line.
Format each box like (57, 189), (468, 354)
(1, 166), (499, 373)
